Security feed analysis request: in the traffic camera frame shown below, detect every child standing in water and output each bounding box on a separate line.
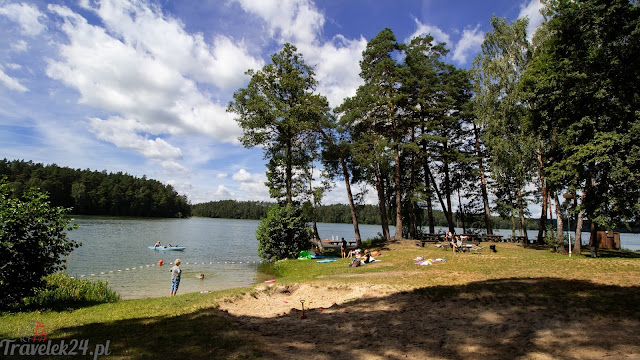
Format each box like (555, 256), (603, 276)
(170, 259), (182, 296)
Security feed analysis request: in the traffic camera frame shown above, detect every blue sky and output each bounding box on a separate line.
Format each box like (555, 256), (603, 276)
(0, 0), (544, 207)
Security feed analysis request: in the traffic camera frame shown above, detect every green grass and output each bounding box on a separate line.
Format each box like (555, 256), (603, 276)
(1, 241), (639, 359)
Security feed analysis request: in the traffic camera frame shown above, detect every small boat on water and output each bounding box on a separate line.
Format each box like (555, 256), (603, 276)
(148, 246), (186, 251)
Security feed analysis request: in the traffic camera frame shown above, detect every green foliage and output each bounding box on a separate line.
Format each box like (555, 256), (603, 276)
(23, 272), (119, 310)
(0, 159), (191, 218)
(0, 180), (80, 310)
(228, 43), (329, 204)
(526, 0), (640, 230)
(255, 203), (311, 261)
(543, 225), (561, 251)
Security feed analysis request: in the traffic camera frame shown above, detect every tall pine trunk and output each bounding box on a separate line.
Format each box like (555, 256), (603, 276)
(573, 192), (583, 256)
(554, 192), (565, 253)
(375, 165), (391, 240)
(516, 184), (527, 236)
(393, 144), (403, 240)
(537, 151), (547, 244)
(340, 157), (362, 246)
(473, 121), (493, 235)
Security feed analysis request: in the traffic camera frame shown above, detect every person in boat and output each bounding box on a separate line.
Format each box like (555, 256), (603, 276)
(154, 241), (161, 248)
(167, 243), (173, 247)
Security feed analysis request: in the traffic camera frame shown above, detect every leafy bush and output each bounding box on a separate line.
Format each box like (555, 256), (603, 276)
(543, 225), (561, 251)
(24, 272), (119, 310)
(0, 180), (80, 310)
(256, 203), (311, 261)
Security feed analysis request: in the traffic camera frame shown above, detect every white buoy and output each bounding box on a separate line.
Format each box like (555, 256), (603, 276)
(90, 274), (95, 277)
(125, 268), (129, 271)
(109, 271), (113, 273)
(117, 270), (122, 272)
(80, 275), (85, 278)
(100, 272), (105, 275)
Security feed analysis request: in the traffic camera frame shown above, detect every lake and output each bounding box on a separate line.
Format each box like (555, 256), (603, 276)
(65, 217), (395, 299)
(65, 217), (640, 299)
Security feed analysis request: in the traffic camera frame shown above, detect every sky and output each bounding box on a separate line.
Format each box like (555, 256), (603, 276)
(0, 0), (545, 209)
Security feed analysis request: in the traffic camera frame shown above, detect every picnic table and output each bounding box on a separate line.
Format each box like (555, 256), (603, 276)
(327, 240), (357, 247)
(415, 233), (444, 247)
(481, 234), (504, 242)
(509, 235), (528, 243)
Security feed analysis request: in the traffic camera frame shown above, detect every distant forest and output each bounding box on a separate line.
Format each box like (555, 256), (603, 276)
(191, 199), (540, 230)
(1, 159), (190, 218)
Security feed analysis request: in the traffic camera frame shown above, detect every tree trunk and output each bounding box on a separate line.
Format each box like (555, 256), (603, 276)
(427, 197), (435, 234)
(427, 165), (454, 231)
(285, 136), (293, 204)
(473, 121), (493, 235)
(516, 184), (527, 236)
(339, 157), (362, 246)
(421, 135), (435, 234)
(375, 165), (391, 240)
(573, 192), (583, 256)
(554, 192), (565, 253)
(590, 220), (598, 258)
(443, 145), (454, 232)
(537, 150), (547, 244)
(394, 144), (403, 240)
(458, 190), (466, 234)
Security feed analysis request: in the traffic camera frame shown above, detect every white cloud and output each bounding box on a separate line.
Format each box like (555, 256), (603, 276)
(299, 35), (367, 108)
(44, 2), (250, 168)
(5, 63), (21, 70)
(0, 67), (28, 92)
(232, 168), (253, 182)
(216, 173), (228, 179)
(11, 40), (28, 52)
(84, 0), (263, 90)
(452, 26), (484, 64)
(518, 0), (544, 41)
(405, 17), (451, 45)
(235, 0), (364, 108)
(0, 2), (46, 36)
(88, 116), (183, 160)
(234, 0), (324, 45)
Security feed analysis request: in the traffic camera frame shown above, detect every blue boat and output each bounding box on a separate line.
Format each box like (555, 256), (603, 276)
(148, 246), (186, 251)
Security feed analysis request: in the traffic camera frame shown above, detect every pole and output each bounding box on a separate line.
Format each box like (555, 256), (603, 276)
(567, 208), (572, 257)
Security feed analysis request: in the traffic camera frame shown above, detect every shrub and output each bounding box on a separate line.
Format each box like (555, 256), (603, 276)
(0, 180), (80, 310)
(23, 272), (120, 310)
(256, 203), (311, 261)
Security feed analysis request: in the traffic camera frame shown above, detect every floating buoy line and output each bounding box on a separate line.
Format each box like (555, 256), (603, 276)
(69, 259), (263, 279)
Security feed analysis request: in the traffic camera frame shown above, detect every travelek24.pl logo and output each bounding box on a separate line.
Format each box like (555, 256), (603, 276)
(1, 321), (111, 359)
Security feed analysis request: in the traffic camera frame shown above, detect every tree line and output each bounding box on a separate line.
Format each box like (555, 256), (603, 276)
(0, 159), (191, 218)
(227, 0), (639, 257)
(191, 199), (540, 230)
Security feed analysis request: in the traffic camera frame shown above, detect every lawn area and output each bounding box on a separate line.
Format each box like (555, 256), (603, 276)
(2, 241), (640, 359)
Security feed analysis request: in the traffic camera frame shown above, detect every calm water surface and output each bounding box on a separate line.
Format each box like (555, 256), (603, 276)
(65, 217), (394, 299)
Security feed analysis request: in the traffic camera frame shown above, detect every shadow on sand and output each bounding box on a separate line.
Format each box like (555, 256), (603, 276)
(6, 278), (640, 359)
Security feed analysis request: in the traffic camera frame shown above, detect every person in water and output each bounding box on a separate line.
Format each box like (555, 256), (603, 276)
(170, 259), (182, 296)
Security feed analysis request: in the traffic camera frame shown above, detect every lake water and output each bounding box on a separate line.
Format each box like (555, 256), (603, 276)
(64, 217), (395, 299)
(65, 217), (640, 300)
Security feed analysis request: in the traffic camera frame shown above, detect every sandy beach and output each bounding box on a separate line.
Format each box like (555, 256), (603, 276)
(216, 242), (640, 360)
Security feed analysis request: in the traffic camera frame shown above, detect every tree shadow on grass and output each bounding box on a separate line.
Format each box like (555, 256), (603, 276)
(5, 278), (640, 360)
